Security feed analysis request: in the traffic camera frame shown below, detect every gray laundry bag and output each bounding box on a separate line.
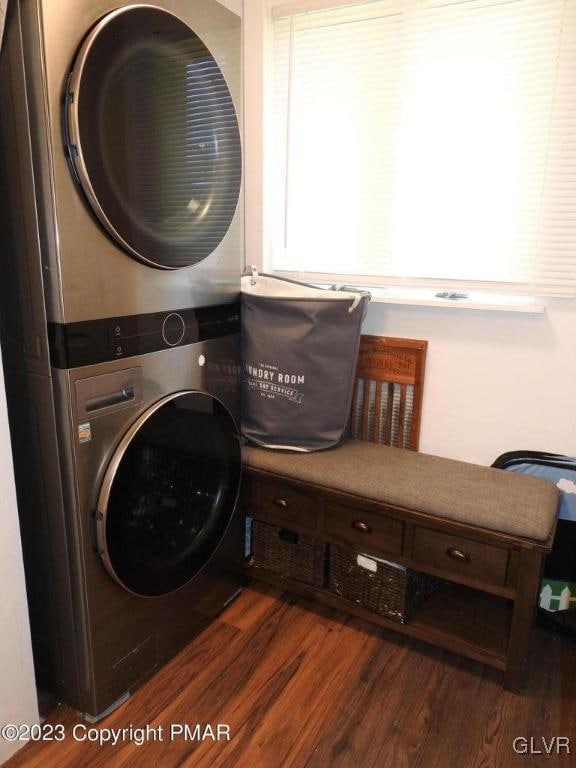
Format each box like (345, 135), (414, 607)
(241, 270), (370, 451)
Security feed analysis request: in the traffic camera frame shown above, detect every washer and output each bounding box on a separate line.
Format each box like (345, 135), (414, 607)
(65, 321), (242, 719)
(6, 308), (243, 721)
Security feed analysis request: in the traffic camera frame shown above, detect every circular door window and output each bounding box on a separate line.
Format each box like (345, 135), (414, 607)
(97, 391), (241, 597)
(66, 6), (242, 269)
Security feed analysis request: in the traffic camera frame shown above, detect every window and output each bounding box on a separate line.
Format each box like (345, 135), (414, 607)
(270, 0), (576, 296)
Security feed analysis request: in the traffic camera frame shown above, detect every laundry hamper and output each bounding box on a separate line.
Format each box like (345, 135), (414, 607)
(329, 546), (439, 623)
(241, 269), (370, 452)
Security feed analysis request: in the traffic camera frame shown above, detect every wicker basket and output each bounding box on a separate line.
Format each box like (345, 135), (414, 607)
(329, 546), (439, 623)
(251, 520), (327, 588)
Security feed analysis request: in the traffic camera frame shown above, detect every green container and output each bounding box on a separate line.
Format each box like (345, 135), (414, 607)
(539, 579), (576, 613)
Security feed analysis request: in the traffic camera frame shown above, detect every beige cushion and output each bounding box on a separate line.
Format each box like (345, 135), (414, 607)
(242, 440), (560, 542)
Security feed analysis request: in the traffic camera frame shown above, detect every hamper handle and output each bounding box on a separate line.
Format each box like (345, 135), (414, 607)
(242, 264), (259, 285)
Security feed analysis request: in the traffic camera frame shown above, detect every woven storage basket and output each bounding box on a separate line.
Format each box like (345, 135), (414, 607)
(329, 546), (439, 623)
(251, 520), (327, 588)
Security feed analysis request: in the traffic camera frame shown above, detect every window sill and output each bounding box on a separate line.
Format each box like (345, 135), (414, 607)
(270, 272), (549, 313)
(369, 288), (545, 314)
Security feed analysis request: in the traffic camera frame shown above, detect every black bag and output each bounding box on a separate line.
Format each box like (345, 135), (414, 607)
(493, 451), (576, 633)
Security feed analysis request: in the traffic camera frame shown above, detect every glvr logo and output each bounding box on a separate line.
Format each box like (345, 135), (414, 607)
(513, 737), (571, 755)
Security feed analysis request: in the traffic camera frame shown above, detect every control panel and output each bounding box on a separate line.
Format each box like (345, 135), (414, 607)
(49, 303), (240, 369)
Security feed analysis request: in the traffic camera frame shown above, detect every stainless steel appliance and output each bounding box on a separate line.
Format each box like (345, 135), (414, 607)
(0, 0), (244, 720)
(7, 316), (243, 720)
(1, 0), (242, 341)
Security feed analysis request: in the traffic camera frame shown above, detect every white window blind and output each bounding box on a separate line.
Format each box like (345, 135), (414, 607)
(271, 0), (576, 295)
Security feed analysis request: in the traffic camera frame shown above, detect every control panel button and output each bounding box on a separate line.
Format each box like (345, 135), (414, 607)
(162, 313), (185, 346)
(107, 316), (137, 343)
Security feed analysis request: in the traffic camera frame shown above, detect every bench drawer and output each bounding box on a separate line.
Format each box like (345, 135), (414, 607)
(250, 479), (320, 531)
(324, 501), (403, 556)
(412, 527), (509, 586)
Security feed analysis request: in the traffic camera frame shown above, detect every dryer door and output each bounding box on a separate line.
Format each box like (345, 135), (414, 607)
(65, 5), (242, 269)
(97, 391), (241, 597)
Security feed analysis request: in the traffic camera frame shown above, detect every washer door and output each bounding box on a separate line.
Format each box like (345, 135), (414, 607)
(66, 5), (242, 269)
(97, 391), (241, 597)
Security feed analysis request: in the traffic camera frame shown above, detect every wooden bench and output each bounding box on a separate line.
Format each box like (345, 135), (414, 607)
(243, 440), (560, 691)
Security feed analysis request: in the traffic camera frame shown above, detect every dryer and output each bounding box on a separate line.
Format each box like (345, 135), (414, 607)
(0, 0), (242, 341)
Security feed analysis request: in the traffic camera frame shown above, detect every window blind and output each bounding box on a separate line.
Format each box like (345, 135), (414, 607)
(271, 0), (576, 295)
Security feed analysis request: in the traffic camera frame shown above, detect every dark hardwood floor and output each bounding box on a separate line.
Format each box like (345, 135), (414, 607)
(5, 582), (576, 768)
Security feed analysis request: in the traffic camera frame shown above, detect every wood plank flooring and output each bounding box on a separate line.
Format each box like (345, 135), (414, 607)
(5, 582), (576, 768)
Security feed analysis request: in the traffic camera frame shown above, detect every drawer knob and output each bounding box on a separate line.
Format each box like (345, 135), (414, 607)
(352, 520), (372, 534)
(273, 497), (289, 509)
(446, 546), (471, 563)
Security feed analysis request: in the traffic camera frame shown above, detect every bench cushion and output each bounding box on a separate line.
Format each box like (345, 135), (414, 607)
(242, 440), (560, 542)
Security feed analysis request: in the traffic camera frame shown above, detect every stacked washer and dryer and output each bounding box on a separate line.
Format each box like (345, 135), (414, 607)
(0, 1), (244, 720)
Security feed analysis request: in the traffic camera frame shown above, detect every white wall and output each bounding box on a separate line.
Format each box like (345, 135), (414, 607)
(0, 354), (38, 765)
(243, 0), (576, 466)
(363, 299), (576, 464)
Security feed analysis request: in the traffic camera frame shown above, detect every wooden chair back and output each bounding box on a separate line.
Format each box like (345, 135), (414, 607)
(349, 335), (427, 451)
